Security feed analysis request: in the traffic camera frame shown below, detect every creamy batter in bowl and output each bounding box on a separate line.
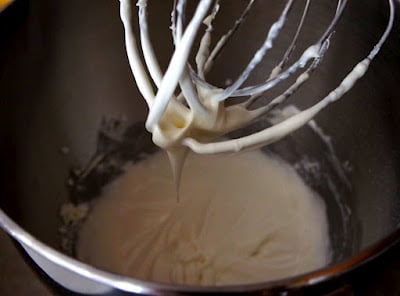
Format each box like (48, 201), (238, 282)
(75, 150), (331, 286)
(54, 113), (356, 291)
(0, 0), (400, 295)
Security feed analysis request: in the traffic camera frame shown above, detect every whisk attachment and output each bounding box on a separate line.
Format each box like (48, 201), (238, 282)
(119, 0), (395, 155)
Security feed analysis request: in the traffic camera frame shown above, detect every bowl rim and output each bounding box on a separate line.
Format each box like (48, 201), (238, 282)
(1, 207), (400, 295)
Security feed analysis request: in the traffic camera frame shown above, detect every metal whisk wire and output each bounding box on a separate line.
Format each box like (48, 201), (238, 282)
(119, 0), (395, 154)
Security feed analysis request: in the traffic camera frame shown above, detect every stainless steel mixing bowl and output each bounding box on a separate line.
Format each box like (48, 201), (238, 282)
(0, 0), (400, 295)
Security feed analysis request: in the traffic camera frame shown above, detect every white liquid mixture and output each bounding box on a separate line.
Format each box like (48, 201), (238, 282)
(77, 150), (330, 286)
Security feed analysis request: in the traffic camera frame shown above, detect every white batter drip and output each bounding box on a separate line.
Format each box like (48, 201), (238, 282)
(119, 0), (394, 184)
(77, 151), (330, 286)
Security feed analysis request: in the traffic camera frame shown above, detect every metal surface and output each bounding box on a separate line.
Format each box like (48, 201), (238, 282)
(0, 0), (400, 295)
